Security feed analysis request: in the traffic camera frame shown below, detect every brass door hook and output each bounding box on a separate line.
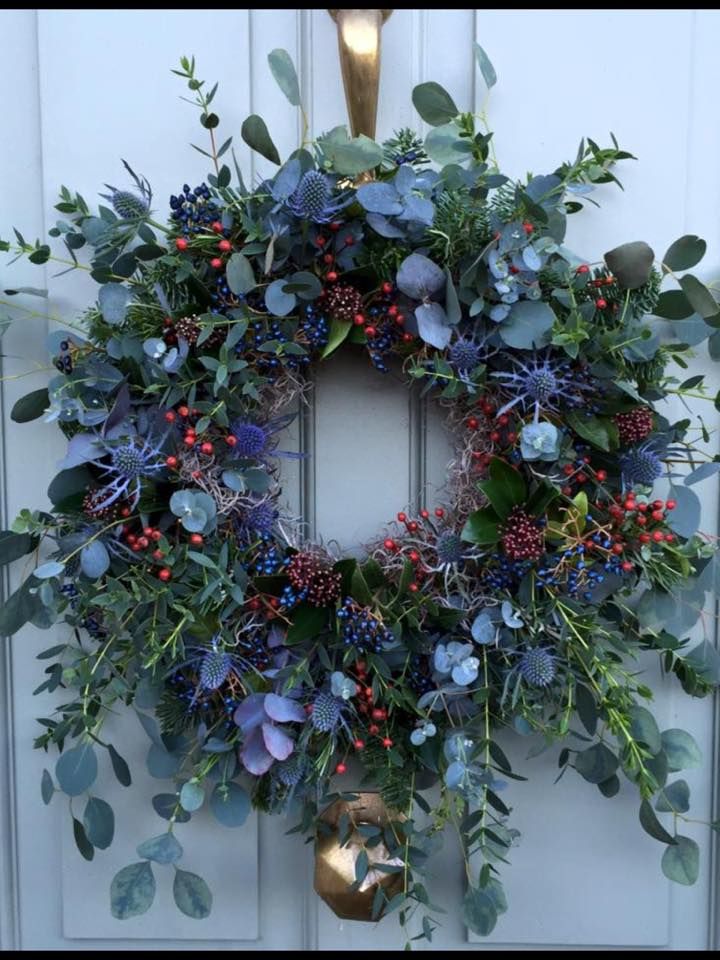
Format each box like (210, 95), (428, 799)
(328, 9), (393, 142)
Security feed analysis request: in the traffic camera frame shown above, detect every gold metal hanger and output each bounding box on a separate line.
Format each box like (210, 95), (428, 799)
(328, 9), (393, 141)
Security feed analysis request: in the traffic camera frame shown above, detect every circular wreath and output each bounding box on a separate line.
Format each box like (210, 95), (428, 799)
(2, 47), (720, 941)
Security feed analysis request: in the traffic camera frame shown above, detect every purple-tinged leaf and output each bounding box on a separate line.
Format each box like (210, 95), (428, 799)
(264, 692), (306, 723)
(262, 722), (294, 761)
(233, 693), (266, 733)
(239, 728), (274, 775)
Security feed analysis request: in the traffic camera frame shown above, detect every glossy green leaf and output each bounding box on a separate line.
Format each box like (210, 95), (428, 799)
(663, 235), (706, 272)
(412, 81), (459, 126)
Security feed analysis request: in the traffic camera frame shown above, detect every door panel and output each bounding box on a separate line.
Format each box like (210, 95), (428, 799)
(2, 7), (720, 952)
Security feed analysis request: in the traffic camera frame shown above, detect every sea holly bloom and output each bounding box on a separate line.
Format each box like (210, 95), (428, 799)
(230, 413), (304, 462)
(492, 353), (596, 419)
(286, 170), (352, 223)
(620, 441), (663, 487)
(519, 647), (557, 687)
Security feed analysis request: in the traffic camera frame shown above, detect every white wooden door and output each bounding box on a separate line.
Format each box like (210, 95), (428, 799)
(2, 8), (720, 951)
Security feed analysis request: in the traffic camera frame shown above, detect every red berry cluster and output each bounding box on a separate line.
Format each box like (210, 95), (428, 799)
(605, 492), (677, 559)
(333, 658), (393, 774)
(246, 594), (282, 620)
(501, 506), (545, 561)
(163, 405), (237, 474)
(380, 507), (449, 590)
(286, 551), (342, 607)
(614, 407), (654, 446)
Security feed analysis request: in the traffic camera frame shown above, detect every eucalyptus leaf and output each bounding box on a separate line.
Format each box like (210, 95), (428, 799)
(110, 861), (156, 919)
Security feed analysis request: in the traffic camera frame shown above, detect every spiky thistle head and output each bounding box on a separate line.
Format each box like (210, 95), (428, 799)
(519, 647), (556, 687)
(620, 443), (662, 486)
(111, 442), (150, 480)
(245, 500), (277, 536)
(274, 753), (308, 787)
(310, 692), (342, 732)
(231, 423), (268, 458)
(199, 649), (232, 690)
(492, 354), (596, 416)
(106, 189), (150, 220)
(449, 337), (483, 372)
(435, 530), (466, 566)
(287, 171), (350, 224)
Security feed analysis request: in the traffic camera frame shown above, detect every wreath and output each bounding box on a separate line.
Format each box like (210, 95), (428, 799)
(2, 44), (720, 943)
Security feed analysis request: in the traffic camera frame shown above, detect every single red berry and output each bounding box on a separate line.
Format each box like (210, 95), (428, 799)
(397, 511), (407, 522)
(364, 686), (373, 699)
(576, 264), (589, 274)
(137, 536), (149, 549)
(364, 326), (377, 338)
(344, 236), (354, 246)
(595, 298), (607, 309)
(435, 508), (445, 518)
(653, 499), (665, 510)
(522, 221), (534, 234)
(211, 220), (223, 234)
(467, 417), (479, 430)
(596, 470), (607, 482)
(563, 464), (574, 476)
(175, 238), (188, 252)
(639, 533), (651, 544)
(183, 435), (196, 446)
(368, 724), (380, 735)
(152, 549), (164, 561)
(384, 538), (396, 551)
(151, 530), (162, 542)
(407, 521), (419, 532)
(623, 500), (635, 512)
(210, 257), (223, 269)
(217, 239), (232, 253)
(371, 707), (386, 721)
(562, 485), (573, 496)
(316, 235), (327, 247)
(420, 509), (429, 519)
(190, 533), (203, 546)
(158, 568), (172, 582)
(576, 473), (588, 484)
(651, 510), (664, 522)
(382, 281), (393, 295)
(402, 332), (414, 343)
(126, 534), (137, 545)
(166, 455), (178, 468)
(408, 582), (419, 593)
(200, 441), (214, 455)
(382, 737), (393, 749)
(164, 411), (176, 423)
(143, 526), (154, 537)
(637, 516), (647, 526)
(409, 550), (420, 563)
(131, 542), (143, 552)
(497, 414), (510, 426)
(507, 431), (517, 443)
(490, 431), (501, 443)
(621, 561), (634, 572)
(354, 739), (365, 750)
(326, 271), (338, 282)
(394, 313), (405, 325)
(652, 531), (664, 542)
(322, 255), (334, 268)
(664, 533), (675, 542)
(178, 405), (189, 418)
(353, 313), (365, 326)
(191, 470), (201, 480)
(335, 762), (347, 775)
(665, 499), (677, 511)
(612, 543), (624, 555)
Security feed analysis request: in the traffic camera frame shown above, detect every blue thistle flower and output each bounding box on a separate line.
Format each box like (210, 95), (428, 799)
(311, 692), (342, 732)
(94, 433), (167, 510)
(230, 413), (304, 463)
(620, 441), (663, 486)
(449, 337), (483, 373)
(286, 171), (351, 224)
(274, 753), (308, 787)
(107, 190), (150, 220)
(491, 353), (596, 418)
(435, 531), (466, 566)
(199, 649), (232, 690)
(519, 648), (556, 687)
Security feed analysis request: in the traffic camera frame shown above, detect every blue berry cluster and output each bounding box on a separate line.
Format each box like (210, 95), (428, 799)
(366, 304), (404, 373)
(54, 340), (73, 375)
(236, 633), (273, 672)
(169, 183), (219, 236)
(244, 536), (288, 576)
(407, 654), (435, 696)
(279, 582), (309, 610)
(536, 526), (626, 601)
(482, 554), (535, 590)
(337, 597), (394, 653)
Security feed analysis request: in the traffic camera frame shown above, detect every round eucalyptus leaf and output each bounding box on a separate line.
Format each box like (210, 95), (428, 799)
(462, 885), (498, 937)
(173, 868), (213, 919)
(210, 781), (251, 828)
(137, 832), (184, 864)
(55, 743), (98, 796)
(83, 796), (115, 850)
(661, 728), (702, 772)
(661, 835), (699, 886)
(179, 780), (205, 812)
(110, 861), (156, 919)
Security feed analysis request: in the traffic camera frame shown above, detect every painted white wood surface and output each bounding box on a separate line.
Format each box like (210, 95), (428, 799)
(1, 7), (720, 951)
